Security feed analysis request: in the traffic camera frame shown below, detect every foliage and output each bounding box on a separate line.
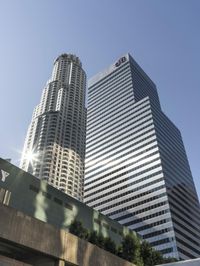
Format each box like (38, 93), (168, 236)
(140, 240), (177, 266)
(104, 237), (117, 254)
(140, 241), (164, 266)
(119, 233), (143, 266)
(89, 231), (116, 254)
(69, 220), (178, 266)
(69, 219), (89, 240)
(97, 233), (105, 249)
(163, 257), (178, 263)
(151, 250), (164, 265)
(88, 230), (99, 245)
(140, 241), (154, 266)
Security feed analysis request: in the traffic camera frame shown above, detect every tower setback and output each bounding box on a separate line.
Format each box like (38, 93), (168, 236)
(20, 54), (86, 201)
(84, 54), (200, 260)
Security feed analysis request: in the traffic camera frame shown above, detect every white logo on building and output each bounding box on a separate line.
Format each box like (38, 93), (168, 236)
(0, 169), (9, 182)
(115, 56), (127, 67)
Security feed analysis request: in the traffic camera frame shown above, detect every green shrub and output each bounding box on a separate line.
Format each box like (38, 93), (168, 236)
(88, 230), (99, 245)
(69, 219), (89, 240)
(140, 240), (177, 266)
(69, 220), (177, 266)
(104, 237), (117, 254)
(119, 234), (143, 265)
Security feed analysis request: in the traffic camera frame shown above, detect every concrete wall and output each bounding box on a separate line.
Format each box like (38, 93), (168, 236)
(0, 158), (132, 246)
(0, 255), (31, 266)
(0, 203), (135, 266)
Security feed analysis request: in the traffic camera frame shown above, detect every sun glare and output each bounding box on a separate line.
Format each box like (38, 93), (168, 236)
(25, 151), (38, 164)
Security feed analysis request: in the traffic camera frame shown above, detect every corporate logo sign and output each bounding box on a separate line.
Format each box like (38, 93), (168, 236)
(115, 56), (127, 67)
(0, 169), (9, 182)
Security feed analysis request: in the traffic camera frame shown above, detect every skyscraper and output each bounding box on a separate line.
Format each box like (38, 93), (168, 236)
(84, 54), (200, 259)
(20, 54), (86, 201)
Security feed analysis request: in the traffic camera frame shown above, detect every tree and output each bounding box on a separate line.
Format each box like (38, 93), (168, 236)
(151, 250), (164, 265)
(88, 230), (99, 245)
(140, 240), (177, 266)
(141, 240), (164, 266)
(104, 237), (117, 254)
(119, 234), (143, 265)
(97, 233), (105, 249)
(163, 257), (178, 263)
(88, 231), (106, 249)
(69, 220), (179, 266)
(140, 241), (153, 266)
(69, 219), (89, 240)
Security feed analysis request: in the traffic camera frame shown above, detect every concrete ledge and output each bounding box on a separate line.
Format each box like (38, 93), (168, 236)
(0, 255), (31, 266)
(0, 203), (135, 266)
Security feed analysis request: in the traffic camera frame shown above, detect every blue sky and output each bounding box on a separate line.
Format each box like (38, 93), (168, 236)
(0, 0), (200, 197)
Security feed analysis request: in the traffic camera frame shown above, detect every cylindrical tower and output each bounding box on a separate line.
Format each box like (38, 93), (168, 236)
(20, 54), (86, 201)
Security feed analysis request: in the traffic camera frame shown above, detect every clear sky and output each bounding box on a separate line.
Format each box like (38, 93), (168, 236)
(0, 0), (200, 198)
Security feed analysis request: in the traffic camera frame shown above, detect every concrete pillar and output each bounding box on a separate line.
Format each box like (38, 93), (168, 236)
(56, 259), (65, 266)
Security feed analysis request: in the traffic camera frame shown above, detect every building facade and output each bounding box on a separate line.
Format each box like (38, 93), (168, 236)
(20, 54), (86, 201)
(84, 54), (200, 260)
(0, 158), (136, 266)
(0, 158), (133, 247)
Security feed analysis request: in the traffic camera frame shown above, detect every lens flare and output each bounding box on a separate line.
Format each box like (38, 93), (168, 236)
(24, 150), (38, 165)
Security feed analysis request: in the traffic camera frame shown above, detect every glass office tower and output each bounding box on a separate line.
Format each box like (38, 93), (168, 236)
(84, 54), (200, 259)
(20, 54), (86, 201)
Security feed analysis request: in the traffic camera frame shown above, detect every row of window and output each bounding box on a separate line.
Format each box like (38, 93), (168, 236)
(87, 134), (155, 170)
(86, 120), (154, 159)
(115, 200), (168, 222)
(87, 106), (150, 149)
(85, 161), (161, 194)
(123, 209), (170, 227)
(130, 62), (156, 90)
(168, 182), (200, 213)
(175, 227), (200, 248)
(88, 63), (130, 96)
(176, 236), (200, 255)
(87, 95), (134, 130)
(86, 114), (153, 156)
(85, 142), (158, 177)
(169, 190), (200, 223)
(87, 95), (150, 137)
(169, 198), (200, 228)
(87, 93), (147, 135)
(106, 193), (166, 223)
(85, 149), (160, 183)
(159, 247), (173, 255)
(88, 65), (130, 98)
(97, 185), (166, 213)
(88, 78), (133, 116)
(85, 157), (161, 188)
(85, 166), (162, 199)
(134, 218), (171, 233)
(93, 218), (122, 236)
(159, 139), (192, 177)
(160, 153), (194, 190)
(149, 237), (171, 247)
(142, 227), (173, 239)
(86, 175), (164, 206)
(162, 156), (198, 199)
(171, 210), (200, 236)
(178, 247), (195, 259)
(29, 184), (73, 210)
(86, 109), (153, 148)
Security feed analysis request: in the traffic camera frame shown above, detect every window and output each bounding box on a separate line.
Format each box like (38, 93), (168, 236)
(29, 185), (39, 193)
(64, 202), (73, 210)
(54, 197), (62, 205)
(42, 191), (51, 199)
